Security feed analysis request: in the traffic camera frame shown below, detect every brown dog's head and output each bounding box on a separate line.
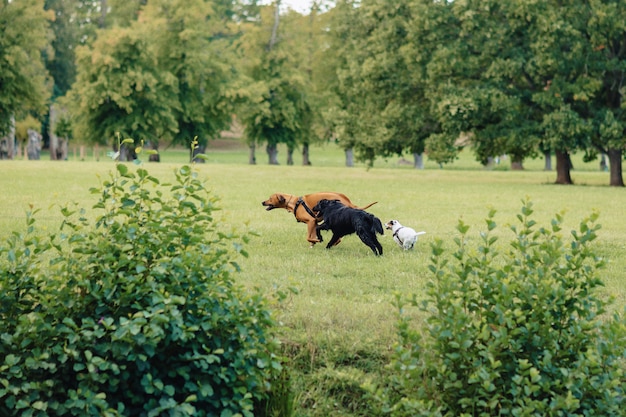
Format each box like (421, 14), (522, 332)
(261, 193), (289, 211)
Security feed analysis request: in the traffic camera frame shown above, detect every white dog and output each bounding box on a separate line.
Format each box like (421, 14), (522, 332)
(385, 220), (426, 250)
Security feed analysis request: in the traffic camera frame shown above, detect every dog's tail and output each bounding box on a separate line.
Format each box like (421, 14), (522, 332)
(358, 201), (378, 210)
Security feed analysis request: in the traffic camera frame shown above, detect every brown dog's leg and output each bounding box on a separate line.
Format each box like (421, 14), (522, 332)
(306, 221), (321, 247)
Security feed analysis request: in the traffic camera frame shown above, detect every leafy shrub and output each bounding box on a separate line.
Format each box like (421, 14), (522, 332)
(0, 163), (287, 416)
(371, 199), (626, 416)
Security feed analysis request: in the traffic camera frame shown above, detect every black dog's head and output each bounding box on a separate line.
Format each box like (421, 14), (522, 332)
(312, 199), (341, 216)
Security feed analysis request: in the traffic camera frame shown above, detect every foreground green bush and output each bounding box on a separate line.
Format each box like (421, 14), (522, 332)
(373, 199), (626, 416)
(0, 163), (286, 416)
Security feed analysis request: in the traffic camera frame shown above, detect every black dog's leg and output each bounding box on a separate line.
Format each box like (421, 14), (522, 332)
(316, 221), (332, 242)
(373, 238), (383, 256)
(326, 233), (342, 249)
(356, 229), (383, 256)
(315, 224), (324, 242)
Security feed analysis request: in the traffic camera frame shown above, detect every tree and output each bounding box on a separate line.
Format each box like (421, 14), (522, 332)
(315, 0), (359, 166)
(329, 0), (625, 185)
(331, 0), (492, 169)
(65, 25), (179, 157)
(417, 0), (605, 184)
(331, 0), (436, 168)
(280, 3), (331, 165)
(44, 0), (79, 98)
(0, 0), (53, 141)
(528, 0), (596, 184)
(44, 0), (81, 160)
(583, 0), (626, 186)
(238, 2), (313, 165)
(140, 0), (244, 160)
(43, 0), (147, 98)
(413, 0), (545, 171)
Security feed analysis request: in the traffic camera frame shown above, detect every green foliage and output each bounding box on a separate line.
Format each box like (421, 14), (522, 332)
(67, 25), (180, 146)
(141, 0), (243, 149)
(0, 162), (288, 416)
(372, 199), (626, 416)
(323, 0), (626, 182)
(54, 114), (73, 140)
(0, 0), (53, 136)
(14, 115), (42, 142)
(332, 0), (434, 166)
(66, 0), (242, 150)
(424, 133), (460, 166)
(44, 0), (79, 98)
(237, 5), (314, 160)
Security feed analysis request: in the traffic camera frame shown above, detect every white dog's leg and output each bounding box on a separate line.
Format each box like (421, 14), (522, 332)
(403, 236), (417, 250)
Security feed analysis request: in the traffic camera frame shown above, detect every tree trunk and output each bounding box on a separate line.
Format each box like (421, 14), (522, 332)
(286, 146), (294, 165)
(267, 144), (279, 165)
(510, 157), (524, 170)
(61, 138), (69, 160)
(544, 150), (552, 171)
(118, 142), (136, 162)
(248, 144), (256, 164)
(49, 135), (59, 160)
(268, 0), (280, 50)
(302, 143), (311, 165)
(345, 148), (354, 167)
(0, 115), (16, 159)
(49, 104), (59, 160)
(27, 129), (42, 160)
(0, 136), (8, 160)
(600, 153), (608, 172)
(413, 152), (424, 169)
(607, 148), (624, 187)
(99, 0), (107, 28)
(554, 150), (573, 184)
(149, 141), (161, 162)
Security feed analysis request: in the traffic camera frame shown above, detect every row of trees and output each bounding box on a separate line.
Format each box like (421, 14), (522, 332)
(331, 0), (626, 186)
(1, 0), (626, 185)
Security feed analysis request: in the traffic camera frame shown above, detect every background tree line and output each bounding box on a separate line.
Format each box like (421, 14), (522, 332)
(1, 0), (626, 185)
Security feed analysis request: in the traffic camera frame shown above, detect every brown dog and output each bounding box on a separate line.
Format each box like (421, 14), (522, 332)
(262, 192), (377, 246)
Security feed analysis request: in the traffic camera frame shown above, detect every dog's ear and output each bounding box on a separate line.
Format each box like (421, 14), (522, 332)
(278, 195), (286, 204)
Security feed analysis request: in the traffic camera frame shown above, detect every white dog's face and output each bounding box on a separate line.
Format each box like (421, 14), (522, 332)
(385, 219), (400, 231)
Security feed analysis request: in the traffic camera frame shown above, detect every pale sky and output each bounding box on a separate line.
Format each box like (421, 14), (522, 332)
(259, 0), (316, 14)
(282, 0), (313, 13)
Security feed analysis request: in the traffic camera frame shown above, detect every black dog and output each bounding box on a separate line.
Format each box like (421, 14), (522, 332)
(312, 199), (384, 255)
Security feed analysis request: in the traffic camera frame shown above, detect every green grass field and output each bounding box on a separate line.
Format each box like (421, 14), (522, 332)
(2, 140), (625, 415)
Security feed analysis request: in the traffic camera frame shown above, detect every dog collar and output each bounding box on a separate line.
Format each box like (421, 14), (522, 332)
(393, 227), (405, 238)
(294, 197), (318, 220)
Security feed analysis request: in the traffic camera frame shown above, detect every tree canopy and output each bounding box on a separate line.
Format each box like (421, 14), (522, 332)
(0, 0), (53, 137)
(4, 0), (626, 185)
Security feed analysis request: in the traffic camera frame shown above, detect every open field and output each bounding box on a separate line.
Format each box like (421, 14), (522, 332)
(2, 141), (625, 415)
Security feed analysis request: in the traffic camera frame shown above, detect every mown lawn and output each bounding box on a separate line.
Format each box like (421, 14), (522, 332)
(2, 141), (624, 416)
